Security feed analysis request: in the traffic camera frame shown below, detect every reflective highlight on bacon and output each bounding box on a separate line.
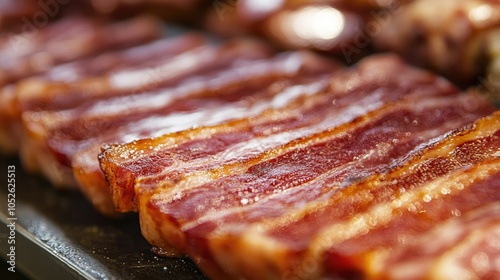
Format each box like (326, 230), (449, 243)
(17, 38), (273, 113)
(33, 33), (207, 84)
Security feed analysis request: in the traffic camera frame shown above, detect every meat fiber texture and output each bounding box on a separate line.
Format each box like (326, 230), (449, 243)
(99, 54), (499, 279)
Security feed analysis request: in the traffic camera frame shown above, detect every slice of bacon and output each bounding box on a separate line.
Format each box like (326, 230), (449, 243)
(18, 38), (276, 183)
(99, 54), (459, 213)
(0, 15), (164, 154)
(0, 33), (205, 155)
(97, 55), (496, 277)
(376, 201), (500, 280)
(85, 75), (333, 215)
(25, 50), (340, 215)
(34, 33), (207, 84)
(192, 111), (499, 280)
(16, 38), (272, 113)
(139, 95), (495, 279)
(0, 15), (162, 87)
(0, 37), (271, 159)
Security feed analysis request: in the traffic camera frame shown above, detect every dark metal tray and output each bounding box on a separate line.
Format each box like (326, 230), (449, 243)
(0, 156), (208, 280)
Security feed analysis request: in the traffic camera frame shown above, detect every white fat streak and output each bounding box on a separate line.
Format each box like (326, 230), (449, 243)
(111, 79), (328, 142)
(211, 89), (385, 164)
(65, 52), (309, 120)
(270, 78), (327, 108)
(109, 46), (214, 90)
(46, 37), (188, 81)
(113, 36), (189, 61)
(108, 47), (304, 91)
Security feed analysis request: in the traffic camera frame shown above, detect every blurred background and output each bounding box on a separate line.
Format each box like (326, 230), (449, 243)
(1, 0), (500, 98)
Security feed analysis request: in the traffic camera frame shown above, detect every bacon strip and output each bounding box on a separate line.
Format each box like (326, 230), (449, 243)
(90, 76), (331, 214)
(12, 33), (205, 147)
(22, 50), (340, 215)
(0, 15), (164, 154)
(195, 112), (499, 280)
(32, 33), (207, 84)
(97, 55), (496, 277)
(378, 202), (500, 280)
(100, 54), (459, 213)
(18, 39), (276, 184)
(16, 38), (272, 113)
(139, 96), (494, 279)
(0, 15), (162, 87)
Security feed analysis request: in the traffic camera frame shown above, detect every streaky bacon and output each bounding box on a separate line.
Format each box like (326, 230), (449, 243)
(378, 201), (500, 280)
(0, 15), (164, 154)
(195, 111), (499, 280)
(0, 15), (162, 87)
(97, 56), (497, 278)
(28, 33), (207, 84)
(321, 160), (500, 280)
(139, 95), (495, 278)
(90, 75), (333, 214)
(19, 38), (278, 187)
(31, 50), (341, 215)
(10, 33), (205, 152)
(16, 38), (273, 113)
(100, 54), (460, 213)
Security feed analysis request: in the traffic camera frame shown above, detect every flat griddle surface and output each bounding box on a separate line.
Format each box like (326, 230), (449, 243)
(0, 157), (208, 280)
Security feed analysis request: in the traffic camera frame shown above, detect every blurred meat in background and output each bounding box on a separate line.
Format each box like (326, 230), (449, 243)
(204, 0), (500, 101)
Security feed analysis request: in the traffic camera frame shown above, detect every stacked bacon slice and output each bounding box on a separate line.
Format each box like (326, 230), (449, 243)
(0, 15), (163, 154)
(13, 28), (342, 214)
(99, 54), (499, 279)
